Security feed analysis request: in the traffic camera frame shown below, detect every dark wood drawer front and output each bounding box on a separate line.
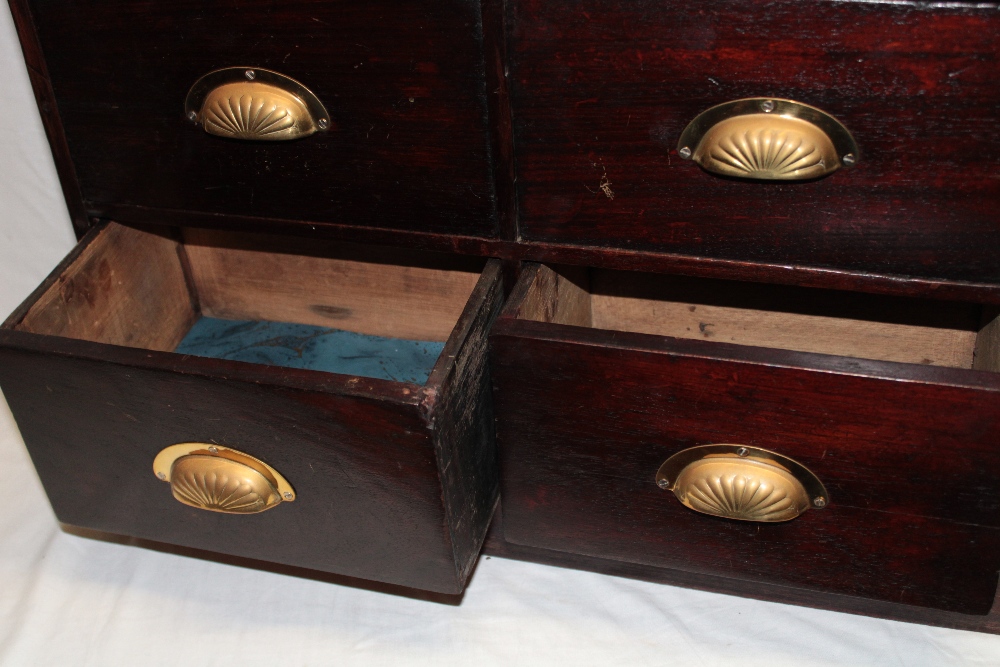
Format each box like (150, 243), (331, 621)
(509, 0), (1000, 283)
(490, 266), (1000, 613)
(27, 0), (497, 238)
(1, 346), (465, 590)
(0, 224), (504, 594)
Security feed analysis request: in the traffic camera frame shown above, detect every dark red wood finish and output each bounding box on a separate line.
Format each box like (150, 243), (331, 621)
(481, 0), (518, 242)
(424, 259), (505, 582)
(11, 0), (1000, 629)
(489, 268), (1000, 613)
(508, 0), (1000, 283)
(82, 203), (1000, 307)
(483, 505), (1000, 634)
(24, 0), (498, 239)
(18, 0), (1000, 305)
(0, 232), (504, 595)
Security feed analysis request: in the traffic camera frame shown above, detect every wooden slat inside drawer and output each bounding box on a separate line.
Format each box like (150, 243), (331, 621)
(514, 265), (993, 370)
(181, 229), (484, 343)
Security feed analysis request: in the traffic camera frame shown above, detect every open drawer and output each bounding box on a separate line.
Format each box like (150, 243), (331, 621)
(490, 264), (1000, 614)
(0, 222), (503, 594)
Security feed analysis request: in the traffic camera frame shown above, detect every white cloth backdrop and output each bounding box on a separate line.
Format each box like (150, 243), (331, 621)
(1, 6), (998, 665)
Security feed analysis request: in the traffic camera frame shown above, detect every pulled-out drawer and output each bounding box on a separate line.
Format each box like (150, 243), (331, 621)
(491, 263), (1000, 613)
(0, 222), (503, 594)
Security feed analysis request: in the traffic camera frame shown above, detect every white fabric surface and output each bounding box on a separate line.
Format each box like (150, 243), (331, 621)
(1, 5), (999, 665)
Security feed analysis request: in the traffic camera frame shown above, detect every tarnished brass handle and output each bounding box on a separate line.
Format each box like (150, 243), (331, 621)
(153, 443), (295, 514)
(677, 98), (858, 180)
(656, 444), (828, 523)
(184, 67), (330, 141)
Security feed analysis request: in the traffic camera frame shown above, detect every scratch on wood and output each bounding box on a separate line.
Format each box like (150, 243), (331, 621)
(600, 173), (614, 200)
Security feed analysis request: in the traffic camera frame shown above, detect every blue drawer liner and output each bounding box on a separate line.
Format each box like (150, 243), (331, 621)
(175, 317), (444, 384)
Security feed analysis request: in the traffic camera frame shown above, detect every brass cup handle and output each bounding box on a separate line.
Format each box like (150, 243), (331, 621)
(184, 67), (330, 141)
(153, 443), (296, 514)
(677, 98), (858, 180)
(656, 444), (828, 523)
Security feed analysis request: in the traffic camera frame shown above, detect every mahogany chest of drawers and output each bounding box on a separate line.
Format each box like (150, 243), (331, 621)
(3, 0), (1000, 632)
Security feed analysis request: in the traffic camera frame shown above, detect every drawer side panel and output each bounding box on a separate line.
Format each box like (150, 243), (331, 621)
(429, 262), (506, 585)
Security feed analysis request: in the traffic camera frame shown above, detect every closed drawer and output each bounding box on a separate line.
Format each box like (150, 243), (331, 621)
(509, 0), (1000, 283)
(491, 264), (1000, 613)
(0, 223), (503, 594)
(26, 0), (496, 238)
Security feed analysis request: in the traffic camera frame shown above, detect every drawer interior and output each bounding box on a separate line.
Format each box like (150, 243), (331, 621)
(12, 223), (485, 384)
(515, 265), (1000, 372)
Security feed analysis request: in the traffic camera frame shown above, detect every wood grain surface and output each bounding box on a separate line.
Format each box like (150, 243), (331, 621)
(25, 0), (498, 239)
(483, 504), (1000, 634)
(0, 338), (463, 591)
(12, 0), (1000, 304)
(508, 0), (1000, 283)
(586, 269), (984, 369)
(0, 228), (505, 595)
(425, 261), (505, 583)
(87, 202), (1000, 305)
(182, 228), (485, 342)
(975, 308), (1000, 372)
(17, 224), (196, 351)
(10, 0), (1000, 621)
(490, 265), (1000, 613)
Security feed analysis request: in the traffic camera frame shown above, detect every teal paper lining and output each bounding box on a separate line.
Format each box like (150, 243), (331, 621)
(175, 317), (444, 384)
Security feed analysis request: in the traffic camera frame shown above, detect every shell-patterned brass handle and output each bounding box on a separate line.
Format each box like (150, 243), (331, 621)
(153, 443), (295, 514)
(185, 67), (330, 141)
(656, 444), (828, 523)
(677, 98), (858, 180)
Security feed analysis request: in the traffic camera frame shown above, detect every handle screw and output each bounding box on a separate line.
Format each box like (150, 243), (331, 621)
(187, 110), (198, 123)
(842, 153), (856, 166)
(736, 447), (749, 457)
(156, 472), (166, 480)
(317, 118), (329, 130)
(245, 69), (256, 80)
(283, 492), (294, 500)
(813, 496), (827, 508)
(657, 478), (670, 489)
(679, 146), (692, 159)
(208, 446), (219, 453)
(761, 99), (775, 112)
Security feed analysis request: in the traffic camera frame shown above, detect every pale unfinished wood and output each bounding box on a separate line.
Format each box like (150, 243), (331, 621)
(585, 270), (980, 369)
(17, 223), (196, 352)
(182, 229), (483, 342)
(512, 266), (550, 322)
(515, 265), (591, 327)
(974, 309), (1000, 373)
